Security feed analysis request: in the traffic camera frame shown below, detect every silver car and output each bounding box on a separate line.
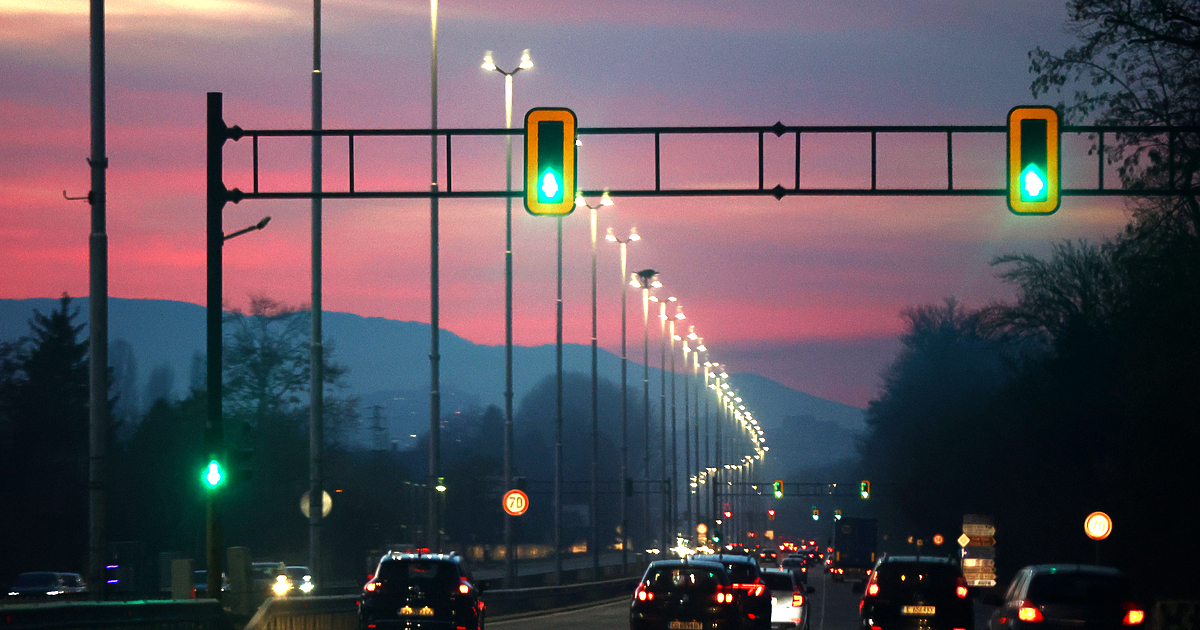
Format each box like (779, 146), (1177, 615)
(761, 568), (814, 630)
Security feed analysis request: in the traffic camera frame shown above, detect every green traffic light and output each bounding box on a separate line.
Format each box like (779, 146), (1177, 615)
(203, 459), (224, 488)
(1020, 164), (1046, 200)
(540, 171), (561, 200)
(773, 480), (783, 499)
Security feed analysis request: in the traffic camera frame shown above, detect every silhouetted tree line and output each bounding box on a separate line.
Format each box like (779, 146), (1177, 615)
(860, 0), (1200, 598)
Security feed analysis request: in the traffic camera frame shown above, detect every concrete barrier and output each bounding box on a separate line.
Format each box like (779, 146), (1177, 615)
(0, 599), (234, 630)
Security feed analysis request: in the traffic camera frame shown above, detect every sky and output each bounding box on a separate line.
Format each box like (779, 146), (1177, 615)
(0, 0), (1134, 408)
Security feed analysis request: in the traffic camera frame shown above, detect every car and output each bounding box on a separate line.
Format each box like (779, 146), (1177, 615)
(272, 565), (315, 596)
(779, 556), (813, 583)
(358, 552), (485, 630)
(693, 553), (773, 630)
(761, 568), (815, 630)
(193, 570), (229, 598)
(987, 564), (1145, 630)
(629, 559), (742, 630)
(857, 555), (973, 630)
(7, 572), (88, 598)
(251, 561), (286, 593)
(758, 550), (780, 565)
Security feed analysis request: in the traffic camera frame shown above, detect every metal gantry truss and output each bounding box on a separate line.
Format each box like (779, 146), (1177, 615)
(208, 95), (1199, 208)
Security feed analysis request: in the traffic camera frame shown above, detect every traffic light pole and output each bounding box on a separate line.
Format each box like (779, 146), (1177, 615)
(206, 92), (226, 602)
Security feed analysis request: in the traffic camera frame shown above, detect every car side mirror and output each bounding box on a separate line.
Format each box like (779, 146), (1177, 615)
(851, 581), (866, 595)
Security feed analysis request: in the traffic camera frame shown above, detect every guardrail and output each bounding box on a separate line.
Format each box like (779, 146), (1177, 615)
(0, 599), (233, 630)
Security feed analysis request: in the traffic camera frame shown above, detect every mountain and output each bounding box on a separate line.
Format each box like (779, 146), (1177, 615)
(0, 297), (866, 462)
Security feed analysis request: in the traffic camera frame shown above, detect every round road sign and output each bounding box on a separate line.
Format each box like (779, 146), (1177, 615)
(502, 489), (529, 516)
(1085, 511), (1112, 540)
(933, 534), (944, 546)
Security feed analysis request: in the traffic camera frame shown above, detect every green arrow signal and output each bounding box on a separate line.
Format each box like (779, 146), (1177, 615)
(541, 171), (560, 200)
(1021, 164), (1046, 200)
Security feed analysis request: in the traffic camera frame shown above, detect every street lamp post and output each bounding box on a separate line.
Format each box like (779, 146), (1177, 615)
(668, 305), (683, 548)
(576, 192), (612, 577)
(634, 269), (660, 552)
(650, 295), (673, 552)
(606, 228), (638, 571)
(481, 47), (532, 589)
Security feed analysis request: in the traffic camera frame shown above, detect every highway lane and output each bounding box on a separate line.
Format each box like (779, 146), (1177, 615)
(490, 570), (866, 630)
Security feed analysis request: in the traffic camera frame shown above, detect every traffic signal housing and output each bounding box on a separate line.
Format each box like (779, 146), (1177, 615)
(1007, 106), (1060, 215)
(773, 479), (784, 499)
(524, 107), (577, 216)
(812, 506), (819, 521)
(860, 480), (870, 499)
(202, 456), (225, 490)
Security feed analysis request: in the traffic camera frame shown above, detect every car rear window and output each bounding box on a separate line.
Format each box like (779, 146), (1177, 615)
(1027, 573), (1127, 605)
(14, 573), (58, 588)
(377, 560), (458, 585)
(875, 562), (960, 590)
(647, 567), (722, 592)
(761, 573), (794, 591)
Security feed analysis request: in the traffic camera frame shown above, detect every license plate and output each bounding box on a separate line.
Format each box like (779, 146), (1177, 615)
(668, 622), (703, 630)
(902, 606), (936, 615)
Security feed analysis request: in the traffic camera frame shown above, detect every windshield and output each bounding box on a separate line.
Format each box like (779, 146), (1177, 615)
(761, 572), (795, 591)
(646, 567), (722, 593)
(376, 560), (458, 586)
(1028, 573), (1128, 605)
(875, 563), (960, 591)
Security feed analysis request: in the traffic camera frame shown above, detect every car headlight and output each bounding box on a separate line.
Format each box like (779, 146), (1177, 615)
(299, 580), (314, 593)
(272, 576), (291, 596)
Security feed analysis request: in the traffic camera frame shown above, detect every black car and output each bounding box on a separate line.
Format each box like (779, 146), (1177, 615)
(359, 552), (485, 630)
(630, 559), (742, 630)
(987, 565), (1145, 630)
(693, 553), (773, 630)
(857, 555), (973, 630)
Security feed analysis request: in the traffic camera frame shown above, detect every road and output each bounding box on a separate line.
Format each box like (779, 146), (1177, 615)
(492, 570), (865, 630)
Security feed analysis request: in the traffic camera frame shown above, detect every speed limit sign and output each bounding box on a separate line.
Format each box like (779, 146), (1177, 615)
(502, 489), (529, 516)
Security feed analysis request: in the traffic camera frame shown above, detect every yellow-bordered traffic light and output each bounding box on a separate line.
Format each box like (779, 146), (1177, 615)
(1007, 106), (1060, 215)
(773, 479), (784, 499)
(860, 479), (870, 499)
(524, 107), (577, 216)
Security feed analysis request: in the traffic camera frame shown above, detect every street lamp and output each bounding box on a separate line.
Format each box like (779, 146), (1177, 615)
(649, 293), (674, 550)
(606, 227), (639, 570)
(576, 191), (611, 577)
(667, 303), (684, 546)
(633, 269), (660, 551)
(482, 47), (532, 589)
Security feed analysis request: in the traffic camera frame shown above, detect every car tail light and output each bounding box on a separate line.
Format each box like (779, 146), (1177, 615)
(867, 583), (879, 596)
(793, 593), (804, 607)
(714, 589), (733, 604)
(458, 582), (470, 595)
(635, 583), (655, 601)
(1123, 609), (1145, 625)
(364, 582), (381, 593)
(956, 576), (968, 599)
(1018, 601), (1044, 622)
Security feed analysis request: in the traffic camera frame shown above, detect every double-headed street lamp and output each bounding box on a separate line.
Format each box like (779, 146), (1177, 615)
(576, 191), (612, 576)
(606, 227), (639, 570)
(481, 48), (532, 588)
(633, 269), (660, 550)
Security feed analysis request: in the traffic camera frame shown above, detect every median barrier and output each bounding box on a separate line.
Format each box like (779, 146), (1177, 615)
(0, 599), (233, 630)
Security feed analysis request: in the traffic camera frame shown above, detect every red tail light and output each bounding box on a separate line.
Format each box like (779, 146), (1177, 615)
(1018, 601), (1044, 623)
(1122, 609), (1145, 625)
(956, 577), (968, 599)
(792, 593), (804, 607)
(458, 583), (470, 595)
(714, 588), (733, 604)
(364, 582), (381, 593)
(635, 583), (655, 601)
(734, 583), (764, 597)
(867, 583), (879, 596)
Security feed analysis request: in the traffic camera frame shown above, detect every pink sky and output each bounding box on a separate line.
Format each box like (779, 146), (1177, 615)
(0, 0), (1133, 407)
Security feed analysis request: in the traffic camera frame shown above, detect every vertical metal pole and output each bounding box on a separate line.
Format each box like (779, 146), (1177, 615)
(428, 0), (442, 553)
(308, 0), (325, 586)
(683, 344), (690, 542)
(658, 303), (667, 551)
(503, 72), (516, 588)
(619, 244), (628, 572)
(669, 324), (677, 547)
(714, 380), (722, 546)
(205, 92), (225, 602)
(555, 216), (564, 582)
(88, 0), (108, 600)
(590, 208), (600, 577)
(642, 285), (651, 551)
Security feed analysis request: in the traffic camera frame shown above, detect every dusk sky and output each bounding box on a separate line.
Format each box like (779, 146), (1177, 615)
(1, 0), (1133, 407)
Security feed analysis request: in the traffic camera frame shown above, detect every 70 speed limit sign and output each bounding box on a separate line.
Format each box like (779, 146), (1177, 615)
(502, 489), (529, 516)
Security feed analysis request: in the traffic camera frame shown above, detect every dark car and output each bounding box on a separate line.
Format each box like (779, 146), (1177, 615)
(857, 556), (973, 630)
(758, 550), (779, 565)
(630, 559), (742, 630)
(359, 552), (485, 630)
(987, 565), (1144, 630)
(779, 555), (813, 583)
(7, 572), (88, 598)
(761, 568), (815, 630)
(693, 553), (773, 629)
(192, 570), (229, 598)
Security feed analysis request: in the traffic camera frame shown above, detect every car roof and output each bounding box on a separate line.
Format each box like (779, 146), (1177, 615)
(1025, 564), (1124, 576)
(381, 552), (463, 564)
(648, 559), (727, 569)
(694, 553), (757, 564)
(877, 555), (959, 566)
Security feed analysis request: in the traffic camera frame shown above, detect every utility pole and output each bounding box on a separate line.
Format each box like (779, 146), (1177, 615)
(87, 0), (109, 601)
